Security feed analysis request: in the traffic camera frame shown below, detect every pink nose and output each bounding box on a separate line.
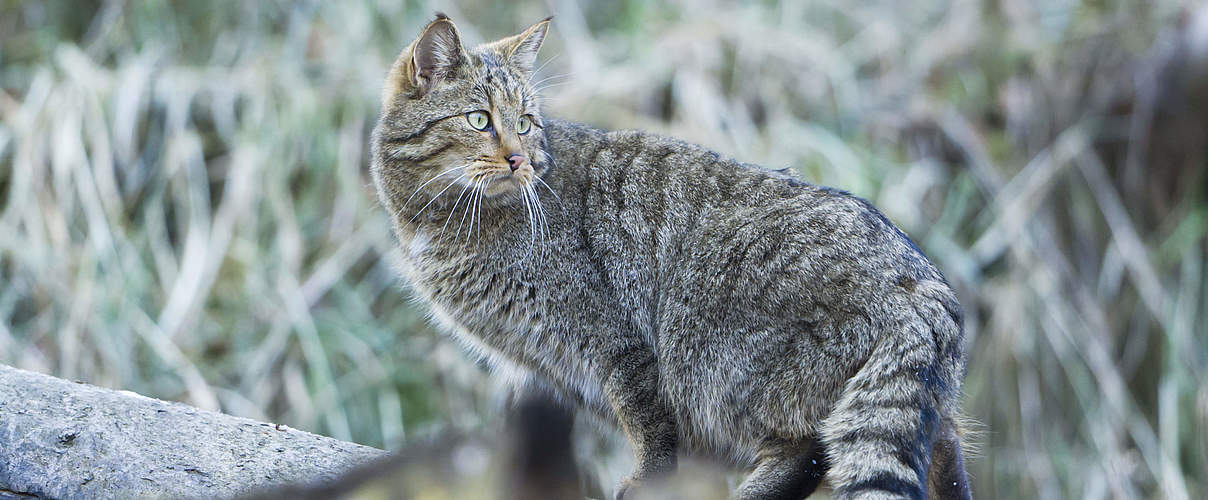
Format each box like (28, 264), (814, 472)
(507, 154), (527, 171)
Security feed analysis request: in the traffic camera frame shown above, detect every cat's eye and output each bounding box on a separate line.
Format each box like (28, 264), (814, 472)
(466, 110), (491, 131)
(516, 114), (533, 135)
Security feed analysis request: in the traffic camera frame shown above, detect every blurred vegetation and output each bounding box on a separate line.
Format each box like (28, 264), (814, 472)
(1, 1), (1206, 498)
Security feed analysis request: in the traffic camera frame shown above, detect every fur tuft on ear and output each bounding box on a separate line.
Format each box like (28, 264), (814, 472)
(494, 17), (552, 74)
(382, 15), (465, 105)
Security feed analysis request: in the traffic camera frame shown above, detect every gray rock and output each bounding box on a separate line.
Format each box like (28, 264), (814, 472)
(0, 364), (388, 499)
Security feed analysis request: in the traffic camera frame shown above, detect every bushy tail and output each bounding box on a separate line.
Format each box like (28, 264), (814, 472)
(820, 282), (965, 500)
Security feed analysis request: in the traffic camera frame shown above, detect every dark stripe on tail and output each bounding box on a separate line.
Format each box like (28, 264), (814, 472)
(845, 472), (924, 500)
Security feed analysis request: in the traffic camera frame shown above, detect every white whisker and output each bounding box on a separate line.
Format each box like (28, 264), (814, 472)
(529, 185), (546, 246)
(531, 54), (561, 80)
(463, 181), (477, 244)
(519, 184), (537, 263)
(530, 183), (551, 246)
(401, 164), (469, 210)
(533, 175), (564, 208)
(440, 180), (475, 239)
(464, 177), (485, 245)
(531, 73), (569, 88)
(409, 172), (469, 223)
(534, 82), (571, 94)
(474, 179), (487, 244)
(455, 177), (480, 241)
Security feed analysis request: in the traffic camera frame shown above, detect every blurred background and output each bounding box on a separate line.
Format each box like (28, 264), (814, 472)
(1, 0), (1206, 498)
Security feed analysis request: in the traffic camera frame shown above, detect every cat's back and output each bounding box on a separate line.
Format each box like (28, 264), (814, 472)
(541, 119), (942, 289)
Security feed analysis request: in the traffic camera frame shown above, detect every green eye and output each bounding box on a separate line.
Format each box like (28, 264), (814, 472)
(516, 114), (532, 135)
(466, 111), (490, 131)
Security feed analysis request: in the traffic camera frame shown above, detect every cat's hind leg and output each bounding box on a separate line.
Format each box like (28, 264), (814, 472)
(733, 437), (829, 500)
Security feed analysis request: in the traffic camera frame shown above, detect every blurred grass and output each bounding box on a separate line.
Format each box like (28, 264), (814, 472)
(1, 1), (1206, 498)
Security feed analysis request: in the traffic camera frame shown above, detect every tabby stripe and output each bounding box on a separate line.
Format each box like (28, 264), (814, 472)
(757, 227), (790, 265)
(396, 142), (454, 162)
(835, 436), (925, 475)
(846, 360), (932, 391)
(832, 427), (913, 447)
(579, 141), (608, 219)
(731, 206), (803, 267)
(843, 397), (925, 412)
(614, 148), (647, 247)
(648, 149), (674, 249)
(382, 114), (457, 146)
(835, 414), (938, 478)
(842, 473), (924, 500)
(612, 149), (630, 214)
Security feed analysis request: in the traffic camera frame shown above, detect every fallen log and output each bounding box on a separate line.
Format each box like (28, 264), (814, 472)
(0, 364), (387, 500)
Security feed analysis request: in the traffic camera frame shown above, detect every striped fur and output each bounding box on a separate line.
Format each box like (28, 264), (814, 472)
(371, 16), (970, 499)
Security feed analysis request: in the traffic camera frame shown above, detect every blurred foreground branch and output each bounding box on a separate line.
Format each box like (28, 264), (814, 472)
(0, 365), (386, 499)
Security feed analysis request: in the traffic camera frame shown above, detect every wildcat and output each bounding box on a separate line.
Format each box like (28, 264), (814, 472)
(370, 14), (972, 500)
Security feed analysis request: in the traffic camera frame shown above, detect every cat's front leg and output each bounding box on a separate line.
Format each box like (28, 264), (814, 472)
(600, 345), (678, 500)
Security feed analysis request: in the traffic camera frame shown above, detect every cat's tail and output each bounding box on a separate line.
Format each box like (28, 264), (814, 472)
(819, 280), (967, 500)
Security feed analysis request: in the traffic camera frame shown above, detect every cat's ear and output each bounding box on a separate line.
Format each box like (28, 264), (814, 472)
(383, 14), (466, 104)
(495, 17), (552, 74)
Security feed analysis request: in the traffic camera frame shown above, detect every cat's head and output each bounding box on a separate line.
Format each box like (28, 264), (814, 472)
(373, 15), (552, 204)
